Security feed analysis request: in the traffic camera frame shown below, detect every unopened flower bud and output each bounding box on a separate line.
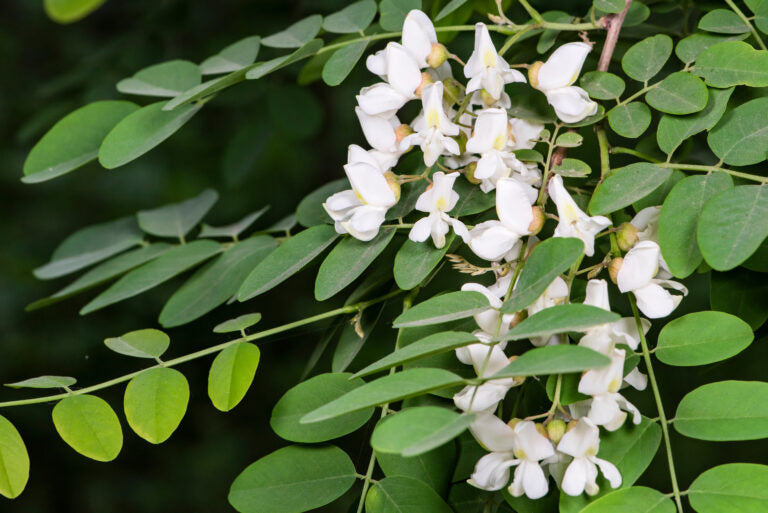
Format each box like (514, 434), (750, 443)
(465, 162), (481, 184)
(415, 72), (435, 97)
(528, 206), (545, 235)
(442, 78), (463, 105)
(427, 43), (449, 68)
(383, 171), (401, 202)
(528, 61), (543, 89)
(617, 222), (639, 251)
(535, 422), (549, 439)
(395, 124), (413, 143)
(608, 257), (623, 284)
(546, 419), (566, 444)
(565, 419), (579, 432)
(480, 89), (496, 107)
(509, 310), (527, 329)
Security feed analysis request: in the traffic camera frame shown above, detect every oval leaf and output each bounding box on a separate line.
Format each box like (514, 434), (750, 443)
(124, 367), (189, 444)
(372, 407), (472, 456)
(622, 34), (673, 82)
(589, 163), (671, 215)
(6, 375), (76, 389)
(52, 395), (123, 461)
(689, 463), (768, 513)
(117, 60), (201, 97)
(492, 345), (610, 379)
(366, 476), (454, 513)
(198, 207), (270, 240)
(104, 328), (170, 359)
(707, 97), (768, 166)
(322, 40), (368, 86)
(699, 9), (750, 34)
(646, 72), (708, 115)
(502, 304), (620, 341)
(580, 71), (626, 100)
(323, 0), (377, 33)
(692, 41), (768, 87)
(393, 291), (490, 328)
(656, 311), (753, 366)
(213, 313), (262, 334)
(0, 415), (29, 499)
(607, 102), (651, 138)
(137, 189), (218, 239)
(394, 234), (454, 291)
(44, 0), (105, 23)
(208, 342), (260, 412)
(261, 15), (322, 48)
(200, 36), (260, 75)
(580, 487), (675, 513)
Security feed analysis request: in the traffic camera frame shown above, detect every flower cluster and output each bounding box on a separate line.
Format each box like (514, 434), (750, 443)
(324, 9), (688, 502)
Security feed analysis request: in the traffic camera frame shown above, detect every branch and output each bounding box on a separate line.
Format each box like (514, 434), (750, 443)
(598, 0), (633, 72)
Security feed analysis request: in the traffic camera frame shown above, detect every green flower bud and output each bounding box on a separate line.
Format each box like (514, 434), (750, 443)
(617, 222), (639, 251)
(427, 43), (449, 68)
(546, 419), (566, 444)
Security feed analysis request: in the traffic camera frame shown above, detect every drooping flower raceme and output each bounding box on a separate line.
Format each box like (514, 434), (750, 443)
(530, 42), (598, 123)
(464, 23), (526, 100)
(549, 174), (611, 256)
(558, 418), (621, 496)
(409, 171), (469, 248)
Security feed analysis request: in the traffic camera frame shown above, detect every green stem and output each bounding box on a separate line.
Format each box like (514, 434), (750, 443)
(536, 124), (562, 206)
(724, 0), (767, 51)
(499, 25), (534, 56)
(609, 146), (662, 164)
(618, 81), (660, 105)
(596, 126), (612, 179)
(517, 0), (544, 24)
(0, 290), (402, 409)
(610, 148), (768, 182)
(628, 295), (683, 513)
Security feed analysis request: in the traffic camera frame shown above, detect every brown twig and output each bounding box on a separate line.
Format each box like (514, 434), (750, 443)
(597, 0), (633, 72)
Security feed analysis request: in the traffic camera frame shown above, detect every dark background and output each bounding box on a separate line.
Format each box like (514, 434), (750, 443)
(1, 1), (766, 512)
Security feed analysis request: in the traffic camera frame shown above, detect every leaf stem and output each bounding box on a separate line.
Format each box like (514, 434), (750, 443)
(0, 290), (402, 409)
(517, 0), (544, 24)
(724, 0), (767, 51)
(628, 295), (683, 513)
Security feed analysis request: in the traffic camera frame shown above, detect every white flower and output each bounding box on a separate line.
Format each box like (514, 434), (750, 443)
(630, 206), (661, 243)
(323, 146), (399, 241)
(459, 283), (517, 337)
(531, 42), (597, 123)
(527, 276), (569, 346)
(577, 348), (642, 431)
(465, 108), (531, 193)
(355, 107), (402, 156)
(409, 171), (469, 248)
(557, 418), (621, 496)
(468, 414), (555, 499)
(464, 23), (526, 100)
(549, 174), (611, 257)
(617, 241), (688, 319)
(361, 43), (421, 117)
(400, 82), (461, 166)
(468, 178), (536, 261)
(454, 382), (515, 413)
(507, 118), (545, 151)
(401, 10), (438, 67)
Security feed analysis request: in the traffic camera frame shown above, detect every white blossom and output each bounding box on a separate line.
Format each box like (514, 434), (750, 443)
(549, 174), (611, 257)
(531, 42), (597, 123)
(409, 171), (469, 248)
(577, 348), (642, 431)
(464, 23), (526, 100)
(360, 43), (421, 117)
(400, 82), (461, 166)
(355, 107), (402, 157)
(557, 418), (621, 496)
(527, 276), (569, 346)
(401, 9), (438, 67)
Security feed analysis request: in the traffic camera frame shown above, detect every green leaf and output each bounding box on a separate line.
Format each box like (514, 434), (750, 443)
(6, 375), (76, 389)
(261, 15), (322, 48)
(502, 304), (620, 341)
(245, 39), (324, 80)
(198, 207), (269, 239)
(393, 234), (453, 290)
(675, 380), (768, 440)
(366, 476), (454, 513)
(393, 291), (490, 328)
(137, 189), (218, 239)
(581, 71), (626, 100)
(377, 447), (456, 494)
(698, 186), (768, 271)
(353, 331), (478, 379)
(117, 60), (201, 97)
(645, 72), (708, 115)
(159, 236), (276, 327)
(200, 36), (261, 75)
(208, 342), (261, 412)
(322, 40), (368, 86)
(124, 368), (189, 444)
(452, 177), (496, 215)
(555, 132), (583, 148)
(707, 97), (768, 166)
(537, 11), (573, 54)
(81, 239), (222, 314)
(33, 216), (144, 280)
(323, 0), (377, 33)
(692, 41), (768, 87)
(98, 101), (201, 169)
(22, 101), (139, 183)
(436, 0), (469, 20)
(689, 463), (768, 513)
(266, 213), (297, 233)
(658, 173), (733, 278)
(228, 445), (356, 513)
(301, 368), (464, 423)
(372, 407), (473, 456)
(589, 163), (671, 215)
(698, 9), (750, 34)
(553, 158), (591, 178)
(315, 228), (395, 300)
(501, 237), (584, 313)
(27, 243), (171, 311)
(513, 149), (544, 162)
(599, 417), (662, 486)
(296, 178), (347, 227)
(213, 313), (262, 334)
(379, 0), (422, 31)
(675, 32), (748, 63)
(44, 0), (105, 23)
(746, 0), (768, 34)
(622, 35), (673, 82)
(492, 345), (610, 379)
(104, 328), (169, 359)
(657, 311), (754, 366)
(593, 0), (625, 14)
(656, 86), (734, 155)
(711, 269), (768, 330)
(238, 225), (338, 301)
(271, 373), (374, 443)
(632, 169), (684, 212)
(607, 102), (651, 138)
(0, 415), (29, 499)
(52, 395), (123, 461)
(580, 487), (675, 513)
